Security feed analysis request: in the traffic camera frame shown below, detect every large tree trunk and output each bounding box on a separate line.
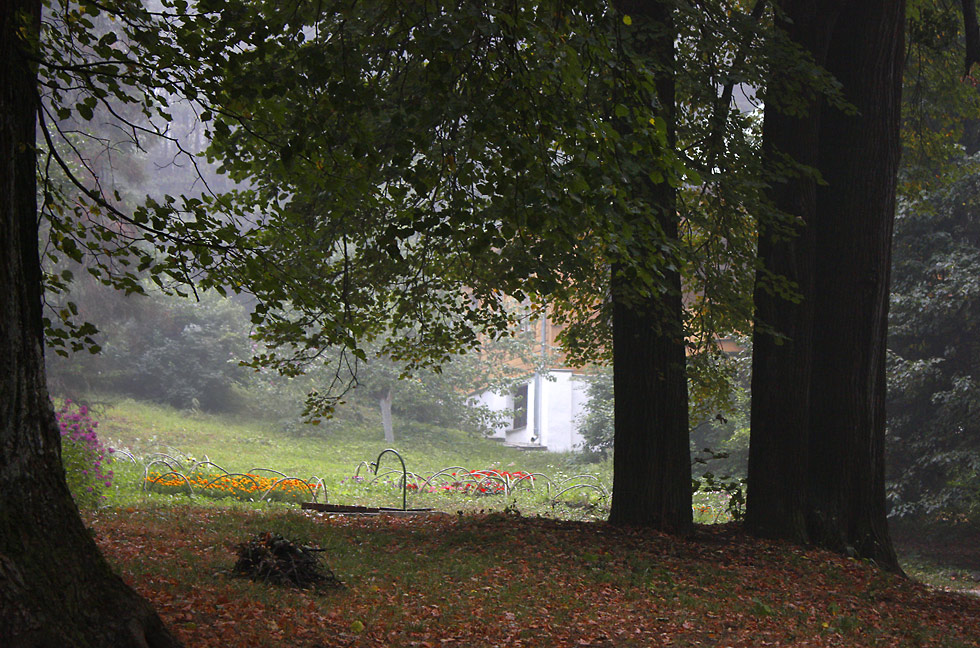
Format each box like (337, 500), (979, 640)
(746, 1), (838, 542)
(0, 2), (184, 645)
(607, 0), (692, 533)
(806, 0), (904, 570)
(747, 0), (904, 571)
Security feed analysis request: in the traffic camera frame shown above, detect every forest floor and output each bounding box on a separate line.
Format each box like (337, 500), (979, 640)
(893, 521), (980, 599)
(88, 504), (980, 648)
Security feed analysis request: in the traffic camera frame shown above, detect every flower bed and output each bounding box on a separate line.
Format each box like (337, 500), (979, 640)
(144, 470), (321, 504)
(406, 469), (535, 495)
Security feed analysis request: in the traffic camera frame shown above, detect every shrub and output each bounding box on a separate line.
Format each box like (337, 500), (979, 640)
(575, 368), (614, 462)
(57, 401), (113, 508)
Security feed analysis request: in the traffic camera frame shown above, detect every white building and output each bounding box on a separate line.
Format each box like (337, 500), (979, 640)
(471, 369), (590, 452)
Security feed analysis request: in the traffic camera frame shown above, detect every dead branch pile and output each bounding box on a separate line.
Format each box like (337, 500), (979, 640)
(233, 532), (343, 591)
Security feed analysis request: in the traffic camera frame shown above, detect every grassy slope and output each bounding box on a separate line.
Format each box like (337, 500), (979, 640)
(97, 398), (593, 477)
(96, 397), (618, 518)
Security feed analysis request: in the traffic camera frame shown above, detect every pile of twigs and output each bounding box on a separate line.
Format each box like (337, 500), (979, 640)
(233, 532), (343, 591)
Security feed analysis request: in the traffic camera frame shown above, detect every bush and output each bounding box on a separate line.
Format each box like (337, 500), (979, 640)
(574, 342), (751, 472)
(57, 401), (113, 508)
(575, 368), (614, 461)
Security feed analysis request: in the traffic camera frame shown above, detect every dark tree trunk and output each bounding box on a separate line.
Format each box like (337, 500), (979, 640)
(746, 0), (839, 542)
(609, 269), (692, 532)
(0, 2), (184, 645)
(607, 0), (692, 533)
(747, 0), (904, 571)
(806, 0), (904, 570)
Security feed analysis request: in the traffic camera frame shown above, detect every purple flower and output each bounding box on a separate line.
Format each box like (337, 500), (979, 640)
(56, 401), (113, 502)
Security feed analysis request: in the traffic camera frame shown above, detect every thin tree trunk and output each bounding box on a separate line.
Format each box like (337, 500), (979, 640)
(0, 2), (183, 644)
(607, 0), (692, 533)
(380, 388), (394, 444)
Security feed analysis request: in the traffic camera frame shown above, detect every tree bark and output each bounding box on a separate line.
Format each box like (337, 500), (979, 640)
(0, 2), (184, 645)
(747, 0), (904, 571)
(746, 0), (839, 542)
(806, 0), (904, 570)
(609, 269), (692, 532)
(607, 0), (692, 534)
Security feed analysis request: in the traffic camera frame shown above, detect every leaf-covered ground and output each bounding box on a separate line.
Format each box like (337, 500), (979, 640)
(88, 505), (980, 648)
(891, 521), (980, 599)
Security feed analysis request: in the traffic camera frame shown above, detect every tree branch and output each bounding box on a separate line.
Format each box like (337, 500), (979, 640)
(706, 0), (769, 162)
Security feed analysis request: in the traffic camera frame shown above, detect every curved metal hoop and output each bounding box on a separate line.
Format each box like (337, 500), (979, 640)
(552, 483), (608, 504)
(143, 470), (194, 498)
(260, 476), (320, 503)
(112, 449), (138, 464)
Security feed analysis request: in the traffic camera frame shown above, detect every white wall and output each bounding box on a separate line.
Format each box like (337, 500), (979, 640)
(539, 371), (588, 452)
(471, 370), (588, 452)
(470, 390), (511, 441)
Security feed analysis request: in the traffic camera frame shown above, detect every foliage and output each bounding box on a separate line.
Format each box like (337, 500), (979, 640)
(35, 0), (260, 356)
(34, 2), (779, 522)
(57, 400), (113, 508)
(235, 320), (540, 439)
(575, 367), (615, 462)
(887, 153), (980, 522)
(47, 281), (253, 411)
(691, 465), (746, 523)
(113, 292), (251, 411)
(123, 0), (773, 414)
(29, 0), (886, 540)
(172, 0), (676, 394)
(35, 0), (768, 427)
(341, 326), (540, 436)
(884, 4), (980, 525)
(901, 0), (980, 198)
(688, 338), (751, 479)
(692, 488), (741, 524)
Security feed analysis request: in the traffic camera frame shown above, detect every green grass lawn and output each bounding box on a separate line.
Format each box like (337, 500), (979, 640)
(96, 397), (589, 475)
(92, 397), (631, 520)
